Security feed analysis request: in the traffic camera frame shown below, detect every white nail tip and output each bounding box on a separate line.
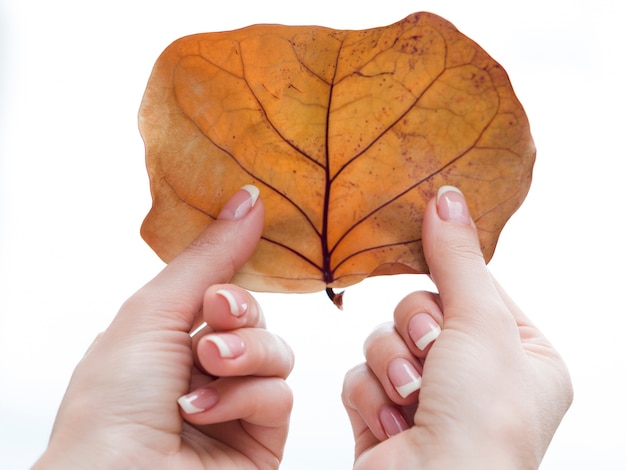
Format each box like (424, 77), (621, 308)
(205, 335), (234, 358)
(177, 395), (203, 414)
(189, 321), (208, 338)
(437, 185), (462, 199)
(415, 325), (441, 351)
(216, 289), (241, 316)
(395, 377), (422, 399)
(241, 184), (260, 206)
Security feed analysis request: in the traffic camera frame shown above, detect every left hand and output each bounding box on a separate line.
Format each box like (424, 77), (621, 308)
(342, 187), (572, 468)
(34, 186), (294, 470)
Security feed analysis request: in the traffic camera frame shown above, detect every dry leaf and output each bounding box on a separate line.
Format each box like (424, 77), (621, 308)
(139, 12), (535, 294)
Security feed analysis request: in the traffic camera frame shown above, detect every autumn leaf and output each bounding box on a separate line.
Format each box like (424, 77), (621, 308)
(139, 12), (535, 294)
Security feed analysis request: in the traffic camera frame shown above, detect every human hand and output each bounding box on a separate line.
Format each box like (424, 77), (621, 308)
(342, 186), (573, 469)
(34, 186), (294, 470)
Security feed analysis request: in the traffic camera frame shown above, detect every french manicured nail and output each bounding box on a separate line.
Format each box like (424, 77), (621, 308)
(217, 185), (260, 221)
(177, 387), (219, 414)
(437, 186), (471, 225)
(388, 358), (422, 398)
(204, 333), (245, 359)
(189, 321), (208, 338)
(409, 313), (441, 351)
(216, 288), (248, 317)
(379, 405), (409, 437)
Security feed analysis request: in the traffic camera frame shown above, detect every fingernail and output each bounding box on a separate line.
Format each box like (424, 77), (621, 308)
(409, 313), (441, 351)
(437, 186), (471, 225)
(216, 288), (248, 317)
(217, 185), (260, 221)
(204, 333), (245, 359)
(177, 387), (219, 414)
(189, 321), (208, 338)
(388, 358), (422, 398)
(379, 405), (409, 437)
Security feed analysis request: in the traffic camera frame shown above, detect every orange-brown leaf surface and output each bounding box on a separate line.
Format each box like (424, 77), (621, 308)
(139, 12), (535, 293)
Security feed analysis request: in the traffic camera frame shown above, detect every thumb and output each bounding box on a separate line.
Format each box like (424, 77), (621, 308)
(130, 185), (264, 330)
(422, 186), (504, 327)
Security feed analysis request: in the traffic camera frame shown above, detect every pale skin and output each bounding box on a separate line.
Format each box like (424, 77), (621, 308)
(34, 185), (572, 469)
(33, 186), (295, 470)
(342, 186), (573, 469)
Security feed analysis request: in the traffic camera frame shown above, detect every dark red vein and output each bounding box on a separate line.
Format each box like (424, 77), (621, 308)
(173, 58), (323, 238)
(329, 65), (446, 185)
(320, 37), (345, 284)
(328, 101), (502, 269)
(161, 176), (323, 272)
(332, 237), (423, 274)
(260, 236), (323, 271)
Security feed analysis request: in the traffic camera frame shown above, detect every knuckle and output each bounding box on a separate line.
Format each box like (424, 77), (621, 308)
(363, 321), (395, 355)
(275, 335), (295, 376)
(272, 379), (294, 414)
(442, 231), (486, 264)
(363, 321), (405, 364)
(341, 363), (371, 406)
(394, 291), (441, 319)
(188, 231), (237, 274)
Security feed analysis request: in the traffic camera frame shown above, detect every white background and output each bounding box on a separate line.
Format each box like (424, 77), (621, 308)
(1, 0), (625, 468)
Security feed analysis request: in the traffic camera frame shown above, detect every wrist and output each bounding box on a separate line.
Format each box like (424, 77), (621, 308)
(411, 423), (540, 470)
(33, 447), (91, 470)
(418, 444), (535, 470)
(32, 431), (129, 470)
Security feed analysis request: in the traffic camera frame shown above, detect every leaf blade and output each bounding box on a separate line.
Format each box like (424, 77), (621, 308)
(139, 12), (535, 293)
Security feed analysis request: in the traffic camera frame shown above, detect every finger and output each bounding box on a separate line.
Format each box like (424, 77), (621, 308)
(393, 291), (443, 358)
(188, 365), (216, 391)
(190, 284), (266, 347)
(179, 377), (292, 463)
(178, 376), (293, 429)
(422, 186), (512, 333)
(363, 322), (423, 404)
(204, 284), (266, 330)
(191, 285), (287, 376)
(342, 363), (410, 449)
(128, 185), (264, 332)
(195, 328), (294, 378)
